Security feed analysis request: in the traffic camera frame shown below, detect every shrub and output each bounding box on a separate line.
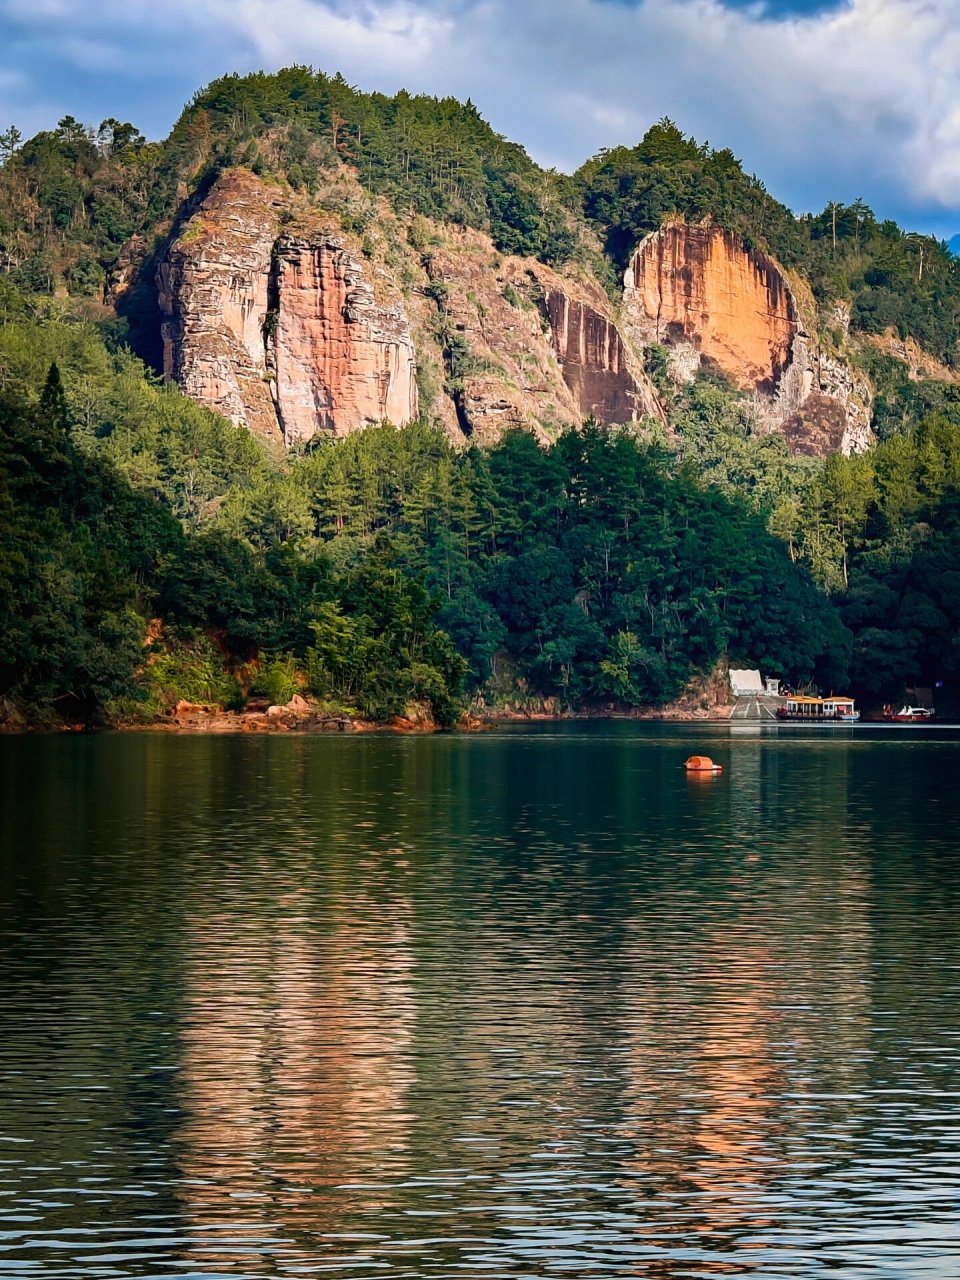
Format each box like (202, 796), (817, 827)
(248, 652), (299, 705)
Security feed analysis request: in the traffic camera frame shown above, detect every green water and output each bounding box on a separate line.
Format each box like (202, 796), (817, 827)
(1, 723), (959, 1278)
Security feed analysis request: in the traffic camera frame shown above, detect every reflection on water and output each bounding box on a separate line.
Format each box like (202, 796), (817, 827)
(1, 725), (959, 1277)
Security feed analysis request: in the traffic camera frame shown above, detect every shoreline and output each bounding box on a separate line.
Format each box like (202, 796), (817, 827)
(120, 695), (736, 734)
(7, 707), (949, 734)
(2, 702), (736, 735)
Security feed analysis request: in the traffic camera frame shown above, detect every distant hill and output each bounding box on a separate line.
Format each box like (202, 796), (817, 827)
(950, 234), (960, 257)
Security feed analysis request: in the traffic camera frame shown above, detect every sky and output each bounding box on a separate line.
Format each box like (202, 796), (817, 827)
(1, 0), (960, 239)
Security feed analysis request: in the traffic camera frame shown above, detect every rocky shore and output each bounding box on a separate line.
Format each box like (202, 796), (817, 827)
(120, 695), (454, 735)
(114, 689), (734, 735)
(3, 678), (735, 735)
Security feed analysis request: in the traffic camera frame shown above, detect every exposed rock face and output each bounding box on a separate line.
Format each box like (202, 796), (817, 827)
(775, 341), (873, 456)
(158, 170), (417, 445)
(624, 224), (796, 394)
(155, 180), (879, 459)
(157, 169), (665, 449)
(781, 394), (848, 457)
(420, 228), (659, 443)
(542, 287), (656, 424)
(158, 170), (285, 442)
(269, 235), (417, 443)
(623, 223), (872, 456)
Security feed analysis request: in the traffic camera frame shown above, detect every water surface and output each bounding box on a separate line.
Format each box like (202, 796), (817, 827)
(1, 724), (959, 1278)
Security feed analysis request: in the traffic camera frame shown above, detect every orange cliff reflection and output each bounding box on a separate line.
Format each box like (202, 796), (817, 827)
(617, 872), (872, 1270)
(616, 930), (782, 1268)
(171, 876), (416, 1271)
(686, 942), (782, 1231)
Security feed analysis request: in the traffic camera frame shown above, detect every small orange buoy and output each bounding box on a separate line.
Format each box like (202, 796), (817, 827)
(684, 755), (723, 773)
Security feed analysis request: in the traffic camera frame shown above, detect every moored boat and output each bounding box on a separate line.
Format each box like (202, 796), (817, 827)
(882, 704), (935, 722)
(776, 695), (860, 723)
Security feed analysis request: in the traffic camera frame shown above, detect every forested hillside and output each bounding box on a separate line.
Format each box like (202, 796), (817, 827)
(3, 78), (958, 366)
(0, 284), (853, 724)
(3, 71), (960, 726)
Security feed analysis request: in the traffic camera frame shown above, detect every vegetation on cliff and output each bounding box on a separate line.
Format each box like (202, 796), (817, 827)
(3, 76), (959, 380)
(0, 68), (581, 336)
(171, 70), (580, 265)
(3, 77), (959, 367)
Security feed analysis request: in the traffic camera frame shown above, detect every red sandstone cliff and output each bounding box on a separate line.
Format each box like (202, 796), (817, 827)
(269, 234), (417, 443)
(418, 229), (660, 442)
(158, 171), (418, 445)
(625, 224), (796, 394)
(158, 171), (285, 442)
(156, 177), (870, 459)
(623, 223), (872, 456)
(542, 282), (656, 425)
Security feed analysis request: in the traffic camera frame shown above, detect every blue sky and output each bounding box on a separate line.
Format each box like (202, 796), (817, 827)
(1, 0), (959, 239)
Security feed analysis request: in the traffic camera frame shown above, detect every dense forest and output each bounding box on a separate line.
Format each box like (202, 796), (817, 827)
(0, 319), (467, 727)
(2, 71), (960, 726)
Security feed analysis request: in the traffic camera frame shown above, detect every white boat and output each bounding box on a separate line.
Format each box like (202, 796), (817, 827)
(883, 705), (935, 723)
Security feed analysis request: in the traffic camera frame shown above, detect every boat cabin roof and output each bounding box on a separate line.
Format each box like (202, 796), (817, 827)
(786, 695), (855, 705)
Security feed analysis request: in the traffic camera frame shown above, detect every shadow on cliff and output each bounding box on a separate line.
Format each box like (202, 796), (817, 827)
(114, 166), (228, 375)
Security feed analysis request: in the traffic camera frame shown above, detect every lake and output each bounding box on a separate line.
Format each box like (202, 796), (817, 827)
(1, 723), (959, 1278)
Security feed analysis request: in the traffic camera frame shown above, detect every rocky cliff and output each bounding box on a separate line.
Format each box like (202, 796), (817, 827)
(542, 283), (655, 426)
(157, 170), (661, 448)
(623, 223), (872, 455)
(268, 233), (417, 444)
(157, 177), (876, 458)
(158, 171), (286, 442)
(158, 170), (418, 446)
(417, 229), (659, 442)
(624, 223), (796, 393)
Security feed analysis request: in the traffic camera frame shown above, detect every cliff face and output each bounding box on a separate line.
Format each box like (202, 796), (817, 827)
(268, 235), (417, 444)
(157, 177), (871, 458)
(158, 171), (418, 446)
(418, 229), (659, 442)
(623, 223), (872, 456)
(775, 341), (872, 457)
(542, 285), (656, 425)
(157, 170), (660, 449)
(158, 170), (285, 442)
(625, 224), (796, 394)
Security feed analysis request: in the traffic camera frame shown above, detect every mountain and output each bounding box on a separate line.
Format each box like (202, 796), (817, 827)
(3, 76), (959, 456)
(3, 70), (960, 727)
(950, 234), (960, 257)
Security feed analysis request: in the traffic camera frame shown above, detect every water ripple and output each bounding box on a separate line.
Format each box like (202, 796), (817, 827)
(0, 726), (959, 1277)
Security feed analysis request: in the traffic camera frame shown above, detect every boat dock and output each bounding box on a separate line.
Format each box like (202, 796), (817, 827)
(732, 695), (785, 722)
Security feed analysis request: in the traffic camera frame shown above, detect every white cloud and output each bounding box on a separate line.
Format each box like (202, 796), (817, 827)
(197, 0), (451, 70)
(1, 0), (959, 229)
(56, 38), (128, 73)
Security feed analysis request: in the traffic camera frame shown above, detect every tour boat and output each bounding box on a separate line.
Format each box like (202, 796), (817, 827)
(883, 705), (935, 722)
(776, 695), (860, 723)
